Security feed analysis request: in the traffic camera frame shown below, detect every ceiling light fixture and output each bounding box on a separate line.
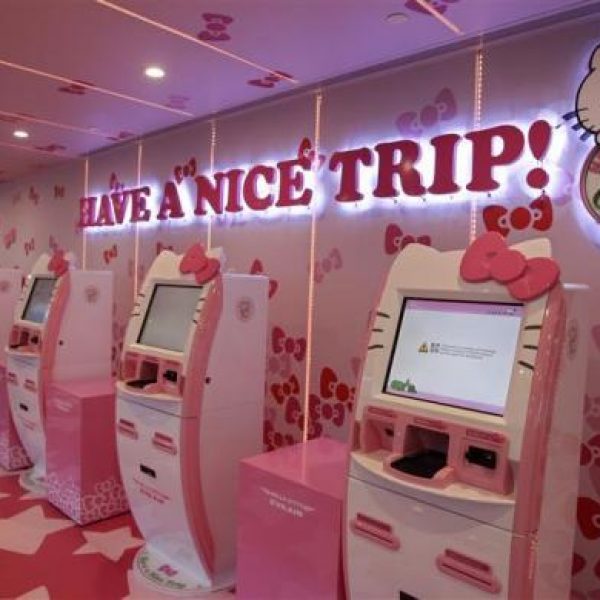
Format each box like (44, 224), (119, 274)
(144, 65), (165, 79)
(0, 57), (193, 116)
(95, 0), (298, 84)
(13, 130), (29, 139)
(386, 12), (408, 24)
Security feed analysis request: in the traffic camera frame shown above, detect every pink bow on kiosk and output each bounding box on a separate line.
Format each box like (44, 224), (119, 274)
(179, 243), (220, 284)
(48, 249), (70, 277)
(460, 232), (560, 302)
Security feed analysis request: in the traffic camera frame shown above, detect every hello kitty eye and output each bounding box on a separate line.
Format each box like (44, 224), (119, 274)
(531, 208), (542, 221)
(499, 216), (509, 227)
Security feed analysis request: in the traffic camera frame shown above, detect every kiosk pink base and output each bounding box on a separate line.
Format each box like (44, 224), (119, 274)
(237, 437), (347, 600)
(46, 379), (128, 524)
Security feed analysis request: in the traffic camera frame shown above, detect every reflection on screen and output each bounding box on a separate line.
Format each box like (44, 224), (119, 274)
(138, 284), (203, 352)
(383, 299), (523, 416)
(22, 277), (57, 324)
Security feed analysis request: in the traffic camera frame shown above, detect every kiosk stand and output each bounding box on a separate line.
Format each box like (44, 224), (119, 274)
(116, 243), (268, 596)
(6, 251), (113, 494)
(346, 233), (588, 600)
(0, 268), (30, 471)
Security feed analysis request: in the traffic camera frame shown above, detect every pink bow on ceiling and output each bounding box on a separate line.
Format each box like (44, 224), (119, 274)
(460, 232), (560, 302)
(48, 249), (70, 277)
(179, 243), (220, 284)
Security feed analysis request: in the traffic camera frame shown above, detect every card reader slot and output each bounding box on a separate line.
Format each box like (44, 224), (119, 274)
(139, 464), (156, 479)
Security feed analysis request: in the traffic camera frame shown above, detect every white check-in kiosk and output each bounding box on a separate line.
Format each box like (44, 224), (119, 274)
(0, 268), (30, 471)
(116, 244), (268, 595)
(346, 234), (588, 599)
(6, 252), (113, 492)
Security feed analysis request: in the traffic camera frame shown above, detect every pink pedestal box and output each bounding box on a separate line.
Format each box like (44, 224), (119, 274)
(46, 378), (128, 524)
(237, 437), (348, 600)
(0, 366), (31, 470)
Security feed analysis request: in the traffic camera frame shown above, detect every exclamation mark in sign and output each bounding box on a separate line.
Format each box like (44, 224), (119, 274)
(526, 120), (552, 190)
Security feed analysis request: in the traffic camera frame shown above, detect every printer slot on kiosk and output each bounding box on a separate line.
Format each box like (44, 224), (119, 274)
(346, 233), (588, 600)
(0, 268), (30, 471)
(6, 251), (113, 493)
(116, 243), (268, 596)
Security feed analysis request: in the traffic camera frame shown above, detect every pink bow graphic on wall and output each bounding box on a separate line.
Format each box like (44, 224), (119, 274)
(179, 243), (220, 284)
(395, 88), (457, 137)
(48, 249), (70, 277)
(460, 232), (560, 302)
(174, 158), (197, 184)
(483, 195), (553, 238)
(314, 248), (342, 283)
(272, 326), (306, 361)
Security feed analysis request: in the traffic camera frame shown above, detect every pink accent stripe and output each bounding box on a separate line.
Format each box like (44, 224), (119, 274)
(152, 433), (177, 455)
(508, 285), (565, 598)
(40, 272), (71, 423)
(180, 275), (224, 577)
(436, 549), (501, 594)
(117, 418), (138, 440)
(350, 513), (400, 550)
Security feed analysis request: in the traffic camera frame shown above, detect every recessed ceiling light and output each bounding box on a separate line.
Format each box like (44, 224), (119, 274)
(386, 12), (408, 24)
(13, 130), (29, 139)
(144, 65), (165, 80)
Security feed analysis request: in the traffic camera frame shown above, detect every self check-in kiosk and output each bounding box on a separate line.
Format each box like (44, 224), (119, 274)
(0, 268), (30, 471)
(346, 233), (588, 599)
(6, 252), (113, 493)
(116, 243), (268, 595)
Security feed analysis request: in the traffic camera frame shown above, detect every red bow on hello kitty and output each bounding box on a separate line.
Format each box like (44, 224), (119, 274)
(174, 158), (197, 184)
(48, 249), (69, 277)
(179, 243), (220, 284)
(460, 232), (560, 302)
(272, 327), (306, 361)
(483, 195), (553, 238)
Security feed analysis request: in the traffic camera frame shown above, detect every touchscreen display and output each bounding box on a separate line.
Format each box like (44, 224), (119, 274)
(383, 298), (523, 415)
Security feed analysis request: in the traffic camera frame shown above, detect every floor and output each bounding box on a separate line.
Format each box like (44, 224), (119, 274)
(0, 467), (234, 600)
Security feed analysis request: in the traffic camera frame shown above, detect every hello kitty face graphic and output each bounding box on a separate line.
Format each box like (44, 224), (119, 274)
(576, 44), (600, 145)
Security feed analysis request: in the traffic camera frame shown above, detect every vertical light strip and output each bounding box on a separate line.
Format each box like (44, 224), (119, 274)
(303, 90), (323, 442)
(207, 119), (217, 250)
(134, 141), (143, 299)
(470, 38), (484, 243)
(82, 158), (89, 269)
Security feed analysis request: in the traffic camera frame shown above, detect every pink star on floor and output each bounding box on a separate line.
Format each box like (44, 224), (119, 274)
(15, 586), (50, 599)
(73, 526), (143, 562)
(0, 505), (73, 554)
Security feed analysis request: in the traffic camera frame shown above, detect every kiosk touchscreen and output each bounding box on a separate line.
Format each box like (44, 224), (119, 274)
(0, 268), (30, 471)
(116, 244), (268, 595)
(346, 234), (588, 600)
(6, 252), (113, 493)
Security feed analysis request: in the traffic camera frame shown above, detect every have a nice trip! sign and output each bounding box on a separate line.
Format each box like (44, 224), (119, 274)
(78, 120), (556, 229)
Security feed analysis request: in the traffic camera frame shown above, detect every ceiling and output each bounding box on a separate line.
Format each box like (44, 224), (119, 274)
(0, 0), (597, 183)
